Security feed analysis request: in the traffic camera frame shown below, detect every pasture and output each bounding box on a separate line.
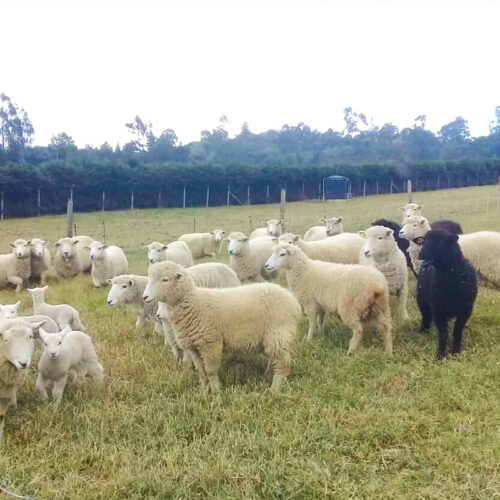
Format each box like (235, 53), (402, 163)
(0, 185), (499, 500)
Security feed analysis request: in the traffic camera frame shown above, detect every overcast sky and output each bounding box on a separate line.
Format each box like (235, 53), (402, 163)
(2, 0), (499, 147)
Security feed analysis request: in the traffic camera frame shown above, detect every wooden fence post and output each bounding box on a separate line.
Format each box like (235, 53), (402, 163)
(1, 191), (4, 221)
(363, 180), (366, 197)
(390, 178), (393, 194)
(407, 179), (413, 202)
(437, 175), (440, 190)
(376, 180), (379, 195)
(158, 190), (162, 208)
(322, 179), (325, 201)
(227, 184), (230, 206)
(102, 191), (105, 212)
(206, 185), (210, 208)
(130, 190), (134, 210)
(183, 186), (186, 209)
(247, 184), (250, 205)
(67, 199), (73, 237)
(266, 184), (270, 204)
(280, 188), (286, 223)
(37, 189), (41, 216)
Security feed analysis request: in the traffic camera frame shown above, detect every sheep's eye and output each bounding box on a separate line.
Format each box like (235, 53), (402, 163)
(4, 339), (8, 343)
(44, 342), (47, 346)
(58, 341), (62, 346)
(162, 279), (169, 283)
(279, 253), (286, 257)
(122, 285), (127, 289)
(29, 335), (33, 340)
(378, 237), (383, 240)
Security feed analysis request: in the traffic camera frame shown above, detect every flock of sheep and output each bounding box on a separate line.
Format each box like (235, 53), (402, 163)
(0, 202), (499, 442)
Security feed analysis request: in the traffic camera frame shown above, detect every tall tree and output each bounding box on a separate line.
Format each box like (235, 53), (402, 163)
(49, 132), (77, 160)
(125, 116), (155, 152)
(489, 106), (500, 134)
(343, 107), (368, 135)
(438, 116), (470, 144)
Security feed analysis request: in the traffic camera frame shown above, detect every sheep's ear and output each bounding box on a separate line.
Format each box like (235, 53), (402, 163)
(13, 301), (21, 310)
(41, 285), (48, 292)
(417, 205), (423, 210)
(420, 219), (426, 225)
(9, 243), (15, 248)
(293, 235), (301, 242)
(59, 325), (72, 337)
(128, 279), (134, 287)
(27, 240), (32, 245)
(386, 229), (394, 237)
(209, 231), (215, 235)
(176, 272), (183, 280)
(31, 320), (46, 335)
(358, 231), (367, 239)
(38, 327), (48, 341)
(278, 219), (284, 224)
(319, 218), (326, 223)
(162, 245), (168, 250)
(72, 240), (79, 245)
(101, 244), (109, 250)
(54, 241), (61, 247)
(42, 240), (48, 245)
(398, 207), (406, 213)
(337, 217), (343, 223)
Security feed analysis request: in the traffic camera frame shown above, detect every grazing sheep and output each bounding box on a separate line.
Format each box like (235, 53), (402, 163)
(417, 231), (477, 359)
(87, 241), (128, 287)
(145, 241), (193, 268)
(0, 318), (44, 442)
(250, 219), (284, 239)
(279, 232), (365, 265)
(143, 261), (301, 392)
(54, 235), (93, 278)
(303, 217), (344, 241)
(400, 216), (500, 287)
(36, 327), (103, 402)
(227, 232), (277, 283)
(265, 243), (392, 354)
(28, 238), (52, 285)
(27, 286), (85, 331)
(359, 226), (409, 326)
(178, 229), (226, 259)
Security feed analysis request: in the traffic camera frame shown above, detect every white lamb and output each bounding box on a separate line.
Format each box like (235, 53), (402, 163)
(250, 219), (284, 239)
(36, 326), (103, 402)
(27, 286), (86, 331)
(0, 301), (59, 332)
(279, 232), (365, 264)
(227, 232), (277, 283)
(145, 241), (193, 268)
(143, 261), (301, 392)
(400, 216), (500, 287)
(28, 238), (52, 285)
(359, 226), (409, 325)
(178, 229), (226, 259)
(54, 235), (93, 278)
(303, 217), (344, 241)
(265, 243), (393, 354)
(87, 241), (128, 287)
(0, 240), (31, 293)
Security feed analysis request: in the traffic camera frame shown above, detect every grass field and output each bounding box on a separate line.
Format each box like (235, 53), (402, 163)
(0, 185), (499, 500)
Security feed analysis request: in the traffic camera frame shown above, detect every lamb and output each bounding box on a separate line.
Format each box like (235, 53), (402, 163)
(145, 241), (193, 268)
(227, 232), (277, 283)
(359, 226), (409, 326)
(0, 301), (21, 320)
(178, 229), (226, 259)
(87, 241), (128, 287)
(156, 301), (182, 362)
(143, 261), (301, 392)
(303, 217), (344, 241)
(28, 238), (52, 285)
(36, 326), (104, 402)
(0, 318), (44, 442)
(279, 232), (365, 265)
(27, 286), (86, 331)
(54, 235), (93, 278)
(399, 203), (463, 234)
(0, 301), (59, 332)
(400, 216), (500, 287)
(249, 219), (284, 239)
(0, 240), (31, 293)
(265, 243), (392, 354)
(417, 231), (477, 359)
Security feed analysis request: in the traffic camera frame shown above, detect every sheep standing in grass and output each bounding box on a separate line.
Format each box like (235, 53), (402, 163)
(249, 219), (284, 239)
(28, 238), (52, 285)
(359, 226), (409, 326)
(54, 235), (93, 278)
(303, 217), (343, 241)
(0, 318), (44, 442)
(27, 286), (85, 331)
(0, 303), (59, 332)
(36, 327), (103, 402)
(12, 239), (31, 288)
(87, 241), (128, 287)
(227, 232), (277, 283)
(417, 231), (477, 359)
(0, 241), (31, 293)
(265, 243), (392, 354)
(178, 230), (226, 259)
(145, 241), (193, 268)
(143, 261), (301, 392)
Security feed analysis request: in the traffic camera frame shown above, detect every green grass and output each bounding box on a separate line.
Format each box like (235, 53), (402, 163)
(0, 185), (499, 499)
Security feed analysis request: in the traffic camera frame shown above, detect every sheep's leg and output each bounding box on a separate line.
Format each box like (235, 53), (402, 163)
(8, 275), (23, 293)
(201, 346), (222, 393)
(398, 287), (409, 323)
(346, 321), (363, 355)
(35, 373), (49, 402)
(270, 351), (291, 392)
(86, 362), (104, 381)
(435, 316), (448, 360)
(417, 293), (432, 333)
(51, 375), (68, 403)
(316, 310), (326, 336)
(72, 313), (85, 332)
(187, 348), (209, 389)
(451, 315), (468, 356)
(375, 314), (393, 356)
(135, 315), (145, 328)
(306, 308), (319, 341)
(182, 351), (194, 372)
(40, 270), (50, 286)
(161, 321), (182, 361)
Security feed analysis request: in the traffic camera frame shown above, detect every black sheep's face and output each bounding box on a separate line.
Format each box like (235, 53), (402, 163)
(419, 230), (459, 262)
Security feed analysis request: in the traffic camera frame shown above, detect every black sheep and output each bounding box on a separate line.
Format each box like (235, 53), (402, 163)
(417, 230), (477, 359)
(430, 220), (463, 235)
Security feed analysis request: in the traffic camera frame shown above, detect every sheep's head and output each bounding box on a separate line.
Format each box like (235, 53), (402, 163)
(10, 239), (30, 259)
(106, 275), (136, 306)
(88, 241), (108, 261)
(145, 242), (167, 264)
(39, 326), (71, 359)
(144, 261), (191, 306)
(0, 301), (21, 320)
(0, 319), (45, 370)
(399, 203), (423, 219)
(27, 286), (49, 301)
(227, 232), (249, 257)
(55, 237), (78, 259)
(210, 229), (226, 243)
(322, 217), (343, 236)
(265, 243), (297, 272)
(360, 226), (396, 260)
(419, 230), (460, 264)
(263, 219), (284, 237)
(29, 238), (48, 258)
(399, 216), (431, 242)
(156, 301), (168, 321)
(278, 233), (301, 245)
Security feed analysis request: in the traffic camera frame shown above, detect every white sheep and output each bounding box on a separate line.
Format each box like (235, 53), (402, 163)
(145, 241), (193, 268)
(178, 229), (226, 259)
(303, 217), (344, 241)
(36, 326), (103, 402)
(156, 301), (182, 362)
(359, 226), (409, 325)
(27, 286), (86, 331)
(28, 238), (52, 285)
(399, 203), (423, 219)
(0, 301), (21, 320)
(54, 235), (93, 278)
(0, 318), (44, 442)
(400, 216), (500, 287)
(143, 261), (301, 392)
(265, 243), (393, 354)
(0, 240), (31, 293)
(87, 241), (128, 287)
(279, 232), (365, 265)
(227, 232), (277, 283)
(250, 219), (284, 239)
(0, 302), (60, 332)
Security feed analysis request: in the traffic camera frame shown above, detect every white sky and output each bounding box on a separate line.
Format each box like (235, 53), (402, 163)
(2, 0), (499, 147)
